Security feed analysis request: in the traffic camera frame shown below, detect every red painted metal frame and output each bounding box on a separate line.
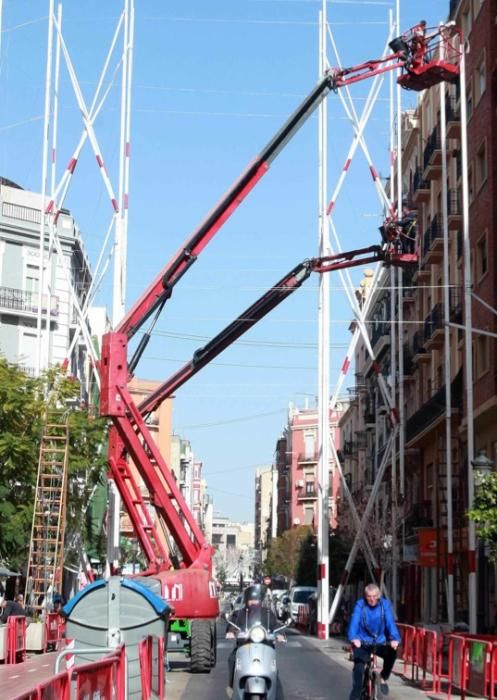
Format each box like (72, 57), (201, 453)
(139, 247), (417, 416)
(98, 22), (459, 620)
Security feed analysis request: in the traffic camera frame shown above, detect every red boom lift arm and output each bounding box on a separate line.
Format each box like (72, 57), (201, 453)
(98, 24), (459, 619)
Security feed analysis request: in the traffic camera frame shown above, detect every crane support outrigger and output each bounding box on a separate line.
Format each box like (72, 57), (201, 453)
(96, 23), (461, 672)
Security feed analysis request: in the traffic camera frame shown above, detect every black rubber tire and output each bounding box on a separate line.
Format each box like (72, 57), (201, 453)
(190, 619), (212, 673)
(210, 619), (217, 668)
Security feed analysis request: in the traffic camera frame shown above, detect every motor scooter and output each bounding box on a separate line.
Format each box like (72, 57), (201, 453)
(226, 612), (286, 700)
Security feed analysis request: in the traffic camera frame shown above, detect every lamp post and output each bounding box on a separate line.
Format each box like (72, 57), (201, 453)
(471, 449), (494, 632)
(471, 450), (494, 476)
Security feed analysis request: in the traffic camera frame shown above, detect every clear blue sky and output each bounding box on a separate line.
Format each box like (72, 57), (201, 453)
(0, 0), (452, 522)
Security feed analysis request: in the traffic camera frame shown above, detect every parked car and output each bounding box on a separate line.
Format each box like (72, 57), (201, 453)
(283, 586), (317, 623)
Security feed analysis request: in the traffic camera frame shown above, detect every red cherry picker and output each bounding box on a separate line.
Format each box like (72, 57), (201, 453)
(96, 23), (461, 671)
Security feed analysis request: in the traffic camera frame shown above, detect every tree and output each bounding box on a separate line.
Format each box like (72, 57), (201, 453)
(468, 471), (497, 563)
(0, 359), (45, 569)
(0, 360), (108, 571)
(265, 526), (314, 584)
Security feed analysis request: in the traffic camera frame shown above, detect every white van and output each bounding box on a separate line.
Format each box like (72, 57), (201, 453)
(286, 586), (317, 623)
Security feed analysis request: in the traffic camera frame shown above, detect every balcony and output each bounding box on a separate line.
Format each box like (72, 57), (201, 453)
(371, 321), (390, 354)
(449, 286), (462, 324)
(297, 482), (318, 500)
(402, 267), (416, 305)
(445, 96), (460, 139)
(413, 330), (430, 363)
(447, 189), (462, 230)
(423, 216), (443, 265)
(297, 452), (318, 464)
(355, 430), (368, 450)
(424, 303), (444, 349)
(406, 369), (463, 442)
(423, 127), (442, 180)
(413, 167), (430, 204)
(0, 286), (59, 318)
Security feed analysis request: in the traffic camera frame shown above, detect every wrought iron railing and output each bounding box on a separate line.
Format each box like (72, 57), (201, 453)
(447, 188), (462, 217)
(406, 370), (462, 441)
(413, 167), (429, 193)
(0, 286), (59, 316)
(423, 215), (442, 257)
(423, 126), (441, 170)
(424, 303), (444, 341)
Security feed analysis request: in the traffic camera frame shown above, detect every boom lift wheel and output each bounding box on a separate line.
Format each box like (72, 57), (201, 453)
(190, 618), (213, 673)
(210, 619), (217, 668)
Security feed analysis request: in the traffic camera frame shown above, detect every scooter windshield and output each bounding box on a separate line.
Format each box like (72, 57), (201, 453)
(243, 605), (274, 631)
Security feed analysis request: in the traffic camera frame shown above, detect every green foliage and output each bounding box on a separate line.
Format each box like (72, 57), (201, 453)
(468, 471), (497, 563)
(0, 359), (108, 571)
(265, 526), (315, 584)
(0, 359), (45, 569)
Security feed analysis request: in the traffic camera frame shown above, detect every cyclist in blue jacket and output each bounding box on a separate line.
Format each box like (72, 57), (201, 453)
(348, 583), (400, 698)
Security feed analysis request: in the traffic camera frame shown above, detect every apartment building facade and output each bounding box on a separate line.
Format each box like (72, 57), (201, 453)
(254, 465), (276, 563)
(339, 0), (496, 630)
(0, 179), (93, 386)
(275, 402), (345, 536)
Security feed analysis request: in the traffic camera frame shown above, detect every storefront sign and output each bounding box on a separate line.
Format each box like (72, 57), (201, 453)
(418, 528), (438, 567)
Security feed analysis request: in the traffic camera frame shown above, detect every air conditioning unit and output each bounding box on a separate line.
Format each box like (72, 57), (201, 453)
(295, 479), (304, 488)
(293, 517), (301, 525)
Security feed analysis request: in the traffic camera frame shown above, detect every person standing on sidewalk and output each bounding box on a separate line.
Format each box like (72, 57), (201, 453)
(347, 583), (400, 698)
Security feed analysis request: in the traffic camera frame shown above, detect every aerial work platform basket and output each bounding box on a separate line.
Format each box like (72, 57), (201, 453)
(390, 22), (463, 92)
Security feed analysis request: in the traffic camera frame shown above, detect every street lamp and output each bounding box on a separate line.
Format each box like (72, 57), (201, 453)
(471, 449), (494, 476)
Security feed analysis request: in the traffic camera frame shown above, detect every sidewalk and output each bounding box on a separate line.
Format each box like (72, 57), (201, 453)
(300, 632), (486, 700)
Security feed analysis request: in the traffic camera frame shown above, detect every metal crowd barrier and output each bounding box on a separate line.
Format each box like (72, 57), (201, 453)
(43, 612), (64, 652)
(295, 603), (310, 631)
(6, 616), (27, 664)
(395, 624), (497, 700)
(138, 634), (165, 700)
(11, 644), (126, 700)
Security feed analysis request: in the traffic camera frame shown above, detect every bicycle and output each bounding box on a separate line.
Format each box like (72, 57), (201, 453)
(360, 645), (379, 700)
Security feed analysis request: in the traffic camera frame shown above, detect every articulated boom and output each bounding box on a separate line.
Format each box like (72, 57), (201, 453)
(98, 21), (460, 622)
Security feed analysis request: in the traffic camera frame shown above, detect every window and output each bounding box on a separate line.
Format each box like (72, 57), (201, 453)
(468, 165), (474, 203)
(466, 80), (473, 119)
(477, 334), (489, 377)
(303, 507), (314, 525)
(303, 430), (316, 459)
(226, 534), (236, 548)
(476, 141), (487, 191)
(462, 6), (473, 37)
(474, 52), (486, 104)
(476, 232), (488, 280)
(25, 264), (40, 294)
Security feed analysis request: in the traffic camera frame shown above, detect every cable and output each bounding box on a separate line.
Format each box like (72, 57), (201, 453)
(175, 408), (284, 430)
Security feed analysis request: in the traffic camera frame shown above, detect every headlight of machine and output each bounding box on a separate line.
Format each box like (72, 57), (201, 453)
(249, 625), (266, 643)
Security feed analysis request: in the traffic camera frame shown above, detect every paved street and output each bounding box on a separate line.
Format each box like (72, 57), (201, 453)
(164, 622), (437, 700)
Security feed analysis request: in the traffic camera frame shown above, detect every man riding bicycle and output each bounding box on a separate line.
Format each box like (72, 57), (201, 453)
(347, 583), (400, 698)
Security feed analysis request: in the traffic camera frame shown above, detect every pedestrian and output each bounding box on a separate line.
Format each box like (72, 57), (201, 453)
(0, 597), (27, 623)
(347, 583), (400, 699)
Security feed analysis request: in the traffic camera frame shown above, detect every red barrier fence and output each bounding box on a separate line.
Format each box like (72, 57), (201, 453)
(139, 635), (165, 700)
(6, 616), (27, 664)
(75, 646), (125, 700)
(10, 644), (126, 700)
(396, 623), (417, 678)
(44, 612), (64, 651)
(295, 603), (310, 631)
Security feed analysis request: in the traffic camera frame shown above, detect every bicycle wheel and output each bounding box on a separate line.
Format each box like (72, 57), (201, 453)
(370, 670), (379, 700)
(360, 667), (371, 700)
